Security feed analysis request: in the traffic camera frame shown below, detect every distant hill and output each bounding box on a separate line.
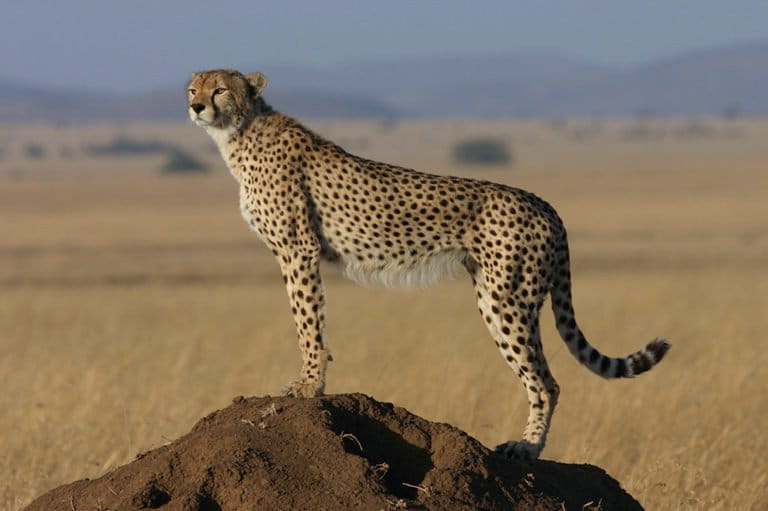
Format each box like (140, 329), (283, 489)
(0, 79), (396, 122)
(1, 40), (767, 121)
(522, 41), (768, 117)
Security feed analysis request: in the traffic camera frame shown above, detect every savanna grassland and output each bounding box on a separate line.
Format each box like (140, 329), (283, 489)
(1, 117), (767, 510)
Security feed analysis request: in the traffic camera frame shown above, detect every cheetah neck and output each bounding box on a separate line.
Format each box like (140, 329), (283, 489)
(205, 97), (277, 167)
(205, 125), (240, 179)
(207, 112), (284, 183)
(206, 125), (237, 150)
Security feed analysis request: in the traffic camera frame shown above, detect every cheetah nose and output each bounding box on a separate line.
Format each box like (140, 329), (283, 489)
(191, 103), (205, 114)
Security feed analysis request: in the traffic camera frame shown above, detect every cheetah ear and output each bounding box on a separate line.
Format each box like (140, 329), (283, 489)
(246, 71), (268, 96)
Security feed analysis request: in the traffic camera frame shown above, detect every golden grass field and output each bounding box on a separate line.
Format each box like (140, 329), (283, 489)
(1, 117), (767, 510)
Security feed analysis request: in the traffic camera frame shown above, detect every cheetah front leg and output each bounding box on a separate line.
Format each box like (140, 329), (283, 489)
(278, 250), (332, 398)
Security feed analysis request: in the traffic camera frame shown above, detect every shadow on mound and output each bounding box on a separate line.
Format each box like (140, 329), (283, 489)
(323, 399), (434, 500)
(24, 393), (642, 511)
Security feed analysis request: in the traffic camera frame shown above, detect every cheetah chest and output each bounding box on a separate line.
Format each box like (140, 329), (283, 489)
(238, 185), (272, 246)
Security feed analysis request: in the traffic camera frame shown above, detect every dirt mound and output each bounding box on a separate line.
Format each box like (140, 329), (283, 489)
(24, 393), (642, 510)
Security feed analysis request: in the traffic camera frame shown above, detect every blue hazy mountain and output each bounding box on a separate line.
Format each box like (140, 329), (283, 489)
(1, 41), (766, 121)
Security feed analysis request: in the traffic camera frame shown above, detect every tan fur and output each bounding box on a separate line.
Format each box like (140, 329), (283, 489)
(187, 69), (670, 460)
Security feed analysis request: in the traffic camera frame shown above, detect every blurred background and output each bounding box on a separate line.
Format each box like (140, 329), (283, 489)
(2, 2), (767, 510)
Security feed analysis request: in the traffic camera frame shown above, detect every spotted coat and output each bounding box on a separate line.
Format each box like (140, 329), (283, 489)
(188, 69), (670, 459)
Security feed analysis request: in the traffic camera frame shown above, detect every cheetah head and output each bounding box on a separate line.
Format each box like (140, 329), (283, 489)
(187, 69), (268, 131)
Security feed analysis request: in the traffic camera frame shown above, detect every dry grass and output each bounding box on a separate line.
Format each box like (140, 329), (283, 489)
(1, 118), (767, 510)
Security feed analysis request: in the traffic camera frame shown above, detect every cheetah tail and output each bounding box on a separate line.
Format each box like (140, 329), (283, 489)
(549, 259), (670, 378)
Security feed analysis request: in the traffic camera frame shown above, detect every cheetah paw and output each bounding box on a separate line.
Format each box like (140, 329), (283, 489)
(282, 379), (325, 398)
(494, 440), (542, 461)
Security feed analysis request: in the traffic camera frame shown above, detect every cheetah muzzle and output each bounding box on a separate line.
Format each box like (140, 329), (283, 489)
(188, 69), (671, 460)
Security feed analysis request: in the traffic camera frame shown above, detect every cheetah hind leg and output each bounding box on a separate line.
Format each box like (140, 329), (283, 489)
(493, 327), (559, 461)
(468, 265), (558, 461)
(490, 309), (558, 461)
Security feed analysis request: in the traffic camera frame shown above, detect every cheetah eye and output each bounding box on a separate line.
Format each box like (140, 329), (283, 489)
(187, 88), (196, 96)
(214, 87), (228, 95)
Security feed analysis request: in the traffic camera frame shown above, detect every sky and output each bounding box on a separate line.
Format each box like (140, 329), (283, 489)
(2, 1), (767, 93)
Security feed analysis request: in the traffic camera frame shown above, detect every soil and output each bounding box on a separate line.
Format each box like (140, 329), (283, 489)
(24, 393), (643, 510)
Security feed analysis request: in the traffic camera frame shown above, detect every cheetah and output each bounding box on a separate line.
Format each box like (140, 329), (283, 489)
(187, 69), (670, 460)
